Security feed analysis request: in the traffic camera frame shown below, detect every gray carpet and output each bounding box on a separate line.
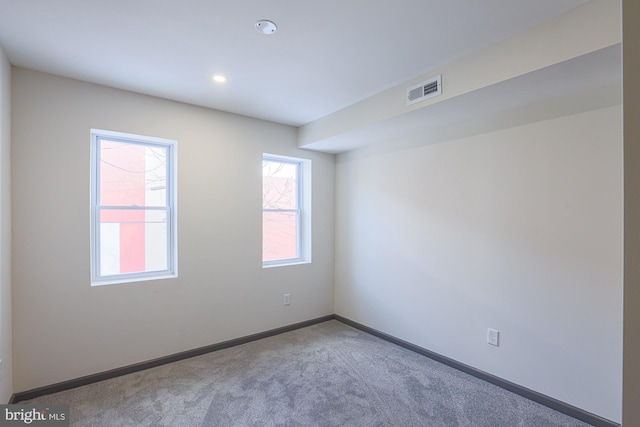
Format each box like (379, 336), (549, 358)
(25, 320), (593, 426)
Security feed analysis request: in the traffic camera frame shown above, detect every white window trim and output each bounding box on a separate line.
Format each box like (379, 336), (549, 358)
(262, 153), (311, 268)
(90, 129), (178, 286)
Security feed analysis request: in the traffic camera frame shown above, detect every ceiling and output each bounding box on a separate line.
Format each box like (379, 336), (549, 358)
(0, 0), (589, 127)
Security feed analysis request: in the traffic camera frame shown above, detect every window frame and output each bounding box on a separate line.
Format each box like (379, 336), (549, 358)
(262, 153), (311, 268)
(90, 129), (178, 285)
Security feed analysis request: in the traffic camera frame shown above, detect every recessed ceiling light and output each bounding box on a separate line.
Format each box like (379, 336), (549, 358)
(212, 75), (227, 83)
(255, 20), (277, 35)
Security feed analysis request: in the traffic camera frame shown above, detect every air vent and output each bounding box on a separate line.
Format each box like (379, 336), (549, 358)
(407, 75), (442, 105)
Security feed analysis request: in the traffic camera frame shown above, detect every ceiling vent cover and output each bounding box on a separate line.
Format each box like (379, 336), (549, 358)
(407, 75), (442, 105)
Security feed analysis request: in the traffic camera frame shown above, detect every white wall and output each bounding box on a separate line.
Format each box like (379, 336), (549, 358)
(11, 68), (335, 392)
(335, 105), (623, 422)
(0, 45), (12, 403)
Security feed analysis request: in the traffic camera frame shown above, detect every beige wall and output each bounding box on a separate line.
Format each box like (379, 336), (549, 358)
(623, 1), (640, 425)
(10, 68), (335, 392)
(0, 44), (12, 403)
(334, 105), (623, 422)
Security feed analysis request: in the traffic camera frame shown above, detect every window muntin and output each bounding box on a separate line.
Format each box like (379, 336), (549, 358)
(262, 154), (309, 266)
(91, 129), (177, 285)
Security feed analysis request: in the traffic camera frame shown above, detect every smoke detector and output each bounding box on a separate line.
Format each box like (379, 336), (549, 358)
(256, 20), (277, 35)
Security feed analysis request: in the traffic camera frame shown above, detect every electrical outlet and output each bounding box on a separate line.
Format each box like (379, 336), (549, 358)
(487, 328), (499, 346)
(283, 293), (291, 306)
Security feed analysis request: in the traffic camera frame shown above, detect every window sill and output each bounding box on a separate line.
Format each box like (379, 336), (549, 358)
(262, 260), (311, 269)
(91, 272), (177, 287)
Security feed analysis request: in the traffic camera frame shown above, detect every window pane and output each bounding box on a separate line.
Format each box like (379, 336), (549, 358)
(263, 160), (298, 210)
(99, 209), (168, 275)
(263, 211), (298, 262)
(100, 140), (168, 207)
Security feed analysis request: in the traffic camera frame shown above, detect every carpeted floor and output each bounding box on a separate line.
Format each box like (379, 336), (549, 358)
(25, 320), (593, 426)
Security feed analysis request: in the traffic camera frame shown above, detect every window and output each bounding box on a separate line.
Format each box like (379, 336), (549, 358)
(262, 154), (311, 267)
(90, 129), (177, 285)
